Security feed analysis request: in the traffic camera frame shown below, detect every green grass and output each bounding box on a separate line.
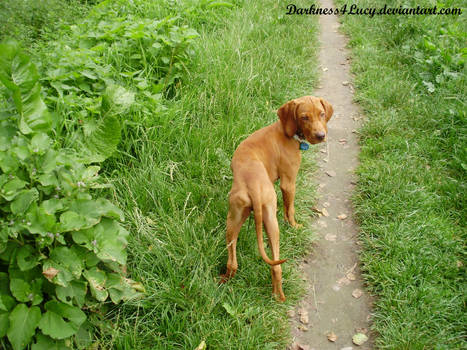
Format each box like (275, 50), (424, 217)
(0, 0), (93, 49)
(335, 0), (466, 348)
(98, 1), (320, 349)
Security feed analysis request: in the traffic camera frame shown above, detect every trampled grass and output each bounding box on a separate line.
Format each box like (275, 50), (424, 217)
(100, 1), (320, 349)
(335, 0), (466, 348)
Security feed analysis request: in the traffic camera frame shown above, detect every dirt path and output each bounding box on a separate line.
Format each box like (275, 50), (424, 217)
(289, 0), (373, 349)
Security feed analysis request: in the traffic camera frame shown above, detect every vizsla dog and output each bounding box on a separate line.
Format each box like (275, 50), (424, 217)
(220, 96), (333, 301)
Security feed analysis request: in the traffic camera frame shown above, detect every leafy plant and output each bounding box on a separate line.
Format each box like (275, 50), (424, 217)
(0, 41), (142, 350)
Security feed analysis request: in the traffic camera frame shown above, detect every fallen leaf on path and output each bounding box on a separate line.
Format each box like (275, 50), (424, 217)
(194, 340), (206, 350)
(322, 67), (328, 72)
(341, 347), (354, 350)
(337, 276), (351, 285)
(287, 310), (295, 318)
(299, 309), (309, 324)
(290, 343), (311, 350)
(320, 148), (327, 153)
(318, 220), (328, 228)
(326, 170), (337, 177)
(346, 272), (356, 281)
(325, 234), (337, 241)
(339, 138), (347, 144)
(352, 333), (369, 346)
(337, 213), (348, 220)
(327, 331), (338, 342)
(342, 81), (350, 86)
(356, 327), (368, 334)
(323, 201), (330, 207)
(322, 208), (329, 217)
(352, 289), (363, 298)
(298, 324), (309, 332)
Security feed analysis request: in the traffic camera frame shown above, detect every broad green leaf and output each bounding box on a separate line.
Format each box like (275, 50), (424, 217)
(1, 178), (27, 201)
(10, 277), (43, 305)
(56, 280), (87, 307)
(11, 188), (38, 214)
(59, 209), (100, 232)
(73, 218), (128, 264)
(83, 267), (108, 302)
(0, 151), (20, 173)
(102, 84), (135, 114)
(0, 294), (16, 312)
(0, 122), (16, 152)
(107, 273), (140, 303)
(81, 114), (121, 163)
(38, 301), (86, 340)
(16, 245), (39, 271)
(7, 303), (41, 350)
(0, 311), (9, 337)
(25, 204), (56, 235)
(69, 198), (124, 221)
(43, 247), (84, 287)
(31, 334), (69, 350)
(31, 133), (51, 154)
(41, 198), (64, 215)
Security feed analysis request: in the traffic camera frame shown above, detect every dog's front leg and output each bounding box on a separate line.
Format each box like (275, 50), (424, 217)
(280, 175), (300, 228)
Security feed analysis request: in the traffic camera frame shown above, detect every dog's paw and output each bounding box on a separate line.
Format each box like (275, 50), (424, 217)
(291, 222), (303, 229)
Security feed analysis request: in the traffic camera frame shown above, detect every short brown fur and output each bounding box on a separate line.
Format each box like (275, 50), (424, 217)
(220, 96), (333, 301)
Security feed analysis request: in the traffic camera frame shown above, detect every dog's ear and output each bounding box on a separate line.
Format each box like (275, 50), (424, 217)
(319, 98), (333, 122)
(277, 100), (298, 138)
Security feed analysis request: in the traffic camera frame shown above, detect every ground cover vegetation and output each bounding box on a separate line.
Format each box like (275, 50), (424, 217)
(336, 0), (466, 348)
(1, 0), (321, 348)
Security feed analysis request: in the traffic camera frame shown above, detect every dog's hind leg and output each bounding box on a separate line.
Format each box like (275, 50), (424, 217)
(220, 194), (250, 283)
(263, 201), (286, 302)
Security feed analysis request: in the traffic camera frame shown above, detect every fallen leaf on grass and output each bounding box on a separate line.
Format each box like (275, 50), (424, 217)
(327, 331), (338, 342)
(352, 333), (368, 346)
(194, 340), (206, 350)
(352, 289), (363, 298)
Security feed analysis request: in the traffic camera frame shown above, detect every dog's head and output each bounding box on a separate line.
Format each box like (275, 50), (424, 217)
(277, 96), (333, 144)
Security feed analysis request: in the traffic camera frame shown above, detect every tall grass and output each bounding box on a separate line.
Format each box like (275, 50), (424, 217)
(336, 0), (466, 348)
(100, 1), (320, 348)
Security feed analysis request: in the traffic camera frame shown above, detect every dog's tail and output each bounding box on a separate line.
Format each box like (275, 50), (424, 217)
(251, 193), (287, 266)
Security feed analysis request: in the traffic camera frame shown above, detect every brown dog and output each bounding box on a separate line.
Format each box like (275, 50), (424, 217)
(220, 96), (333, 301)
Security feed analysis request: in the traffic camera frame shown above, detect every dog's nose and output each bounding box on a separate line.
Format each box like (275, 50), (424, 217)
(315, 132), (326, 140)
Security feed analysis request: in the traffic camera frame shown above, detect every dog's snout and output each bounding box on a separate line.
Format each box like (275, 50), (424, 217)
(315, 131), (326, 140)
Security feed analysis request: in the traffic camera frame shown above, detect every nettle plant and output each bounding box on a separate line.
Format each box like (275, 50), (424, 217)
(0, 42), (142, 350)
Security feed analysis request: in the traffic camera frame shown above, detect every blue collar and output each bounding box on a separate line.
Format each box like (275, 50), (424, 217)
(293, 135), (309, 151)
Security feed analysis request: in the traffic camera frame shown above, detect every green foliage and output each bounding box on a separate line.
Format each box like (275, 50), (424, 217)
(0, 41), (141, 350)
(0, 0), (91, 48)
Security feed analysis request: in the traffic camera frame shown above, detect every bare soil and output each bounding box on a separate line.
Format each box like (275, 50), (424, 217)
(289, 0), (374, 349)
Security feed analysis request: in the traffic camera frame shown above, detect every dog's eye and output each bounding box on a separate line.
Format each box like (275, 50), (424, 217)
(301, 115), (309, 121)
